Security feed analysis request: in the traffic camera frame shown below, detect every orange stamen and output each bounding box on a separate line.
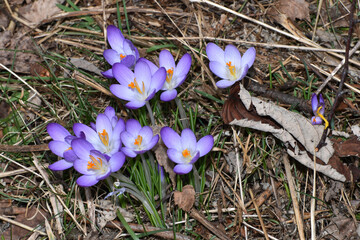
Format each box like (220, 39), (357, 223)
(98, 129), (109, 146)
(87, 155), (103, 170)
(166, 68), (174, 83)
(65, 147), (72, 152)
(182, 149), (191, 158)
(226, 61), (236, 77)
(120, 54), (126, 59)
(128, 78), (145, 94)
(134, 135), (143, 146)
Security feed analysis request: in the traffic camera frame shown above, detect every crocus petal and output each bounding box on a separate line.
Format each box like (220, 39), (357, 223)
(107, 25), (125, 52)
(216, 79), (236, 88)
(224, 44), (241, 68)
(110, 84), (137, 102)
(238, 64), (249, 81)
(71, 139), (94, 160)
(138, 126), (153, 141)
(101, 69), (113, 78)
(138, 58), (159, 75)
(125, 101), (146, 109)
(209, 61), (228, 79)
(112, 119), (125, 143)
(174, 53), (191, 78)
(151, 67), (166, 92)
(160, 127), (181, 149)
(167, 148), (186, 164)
(103, 49), (120, 65)
(196, 135), (214, 157)
(96, 114), (113, 139)
(159, 50), (176, 71)
(108, 151), (126, 172)
(121, 147), (137, 158)
(47, 123), (70, 141)
(173, 164), (193, 174)
(104, 106), (115, 120)
(63, 149), (78, 162)
(120, 55), (136, 68)
(49, 159), (74, 171)
(112, 63), (134, 85)
(125, 119), (142, 134)
(242, 47), (256, 68)
(311, 116), (323, 125)
(181, 128), (197, 152)
(134, 61), (151, 88)
(121, 131), (136, 148)
(73, 123), (99, 144)
(206, 43), (224, 62)
(74, 158), (93, 175)
(189, 151), (200, 164)
(160, 89), (177, 102)
(146, 135), (159, 150)
(311, 93), (318, 114)
(48, 141), (69, 157)
(77, 175), (99, 187)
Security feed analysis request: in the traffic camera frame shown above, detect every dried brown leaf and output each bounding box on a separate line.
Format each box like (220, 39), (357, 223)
(268, 0), (310, 22)
(174, 185), (195, 211)
(18, 0), (65, 25)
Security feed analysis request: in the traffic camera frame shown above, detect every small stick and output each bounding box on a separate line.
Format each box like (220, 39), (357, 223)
(0, 215), (46, 236)
(311, 150), (317, 240)
(283, 154), (305, 240)
(0, 144), (49, 152)
(249, 189), (270, 240)
(316, 0), (356, 150)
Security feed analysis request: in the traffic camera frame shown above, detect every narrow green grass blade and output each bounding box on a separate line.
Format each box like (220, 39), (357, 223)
(117, 209), (140, 240)
(146, 44), (177, 53)
(122, 0), (131, 35)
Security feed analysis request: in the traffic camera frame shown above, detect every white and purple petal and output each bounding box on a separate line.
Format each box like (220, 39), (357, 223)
(71, 138), (94, 160)
(48, 141), (69, 157)
(209, 61), (228, 79)
(101, 68), (113, 78)
(206, 43), (225, 62)
(216, 79), (236, 88)
(181, 128), (197, 152)
(112, 63), (135, 86)
(49, 159), (74, 171)
(196, 135), (214, 157)
(107, 25), (125, 53)
(160, 127), (181, 150)
(103, 49), (120, 65)
(108, 151), (126, 172)
(77, 174), (99, 187)
(160, 89), (177, 102)
(224, 44), (241, 68)
(47, 123), (71, 141)
(173, 164), (193, 174)
(242, 47), (256, 68)
(159, 50), (176, 71)
(167, 148), (186, 164)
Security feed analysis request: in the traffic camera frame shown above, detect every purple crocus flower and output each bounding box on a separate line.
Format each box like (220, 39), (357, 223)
(47, 123), (78, 171)
(72, 139), (125, 187)
(311, 93), (328, 129)
(110, 60), (166, 109)
(121, 119), (159, 157)
(102, 25), (140, 78)
(160, 127), (214, 174)
(206, 43), (256, 88)
(73, 106), (125, 157)
(158, 50), (192, 101)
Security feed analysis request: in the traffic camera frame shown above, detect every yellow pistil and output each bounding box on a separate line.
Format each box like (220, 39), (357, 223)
(87, 155), (103, 170)
(134, 135), (143, 146)
(226, 61), (236, 77)
(166, 68), (174, 83)
(120, 54), (126, 59)
(128, 78), (145, 94)
(98, 129), (109, 146)
(315, 106), (329, 129)
(182, 149), (192, 158)
(65, 147), (72, 152)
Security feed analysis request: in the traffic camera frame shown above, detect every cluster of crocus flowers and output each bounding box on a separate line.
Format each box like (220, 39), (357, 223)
(311, 93), (329, 129)
(47, 106), (160, 187)
(206, 43), (256, 88)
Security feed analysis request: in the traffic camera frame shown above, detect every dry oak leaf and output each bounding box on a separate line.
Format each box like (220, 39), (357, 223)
(222, 83), (360, 182)
(268, 0), (310, 22)
(18, 0), (65, 25)
(174, 185), (195, 211)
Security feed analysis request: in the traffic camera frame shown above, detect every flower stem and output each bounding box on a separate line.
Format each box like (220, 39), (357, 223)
(175, 97), (190, 129)
(145, 101), (155, 126)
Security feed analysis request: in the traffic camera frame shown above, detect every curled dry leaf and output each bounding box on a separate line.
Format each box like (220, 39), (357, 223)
(174, 185), (195, 212)
(268, 0), (310, 22)
(222, 84), (360, 182)
(18, 0), (65, 25)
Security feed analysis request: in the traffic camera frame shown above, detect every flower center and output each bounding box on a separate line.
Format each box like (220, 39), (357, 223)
(182, 149), (192, 159)
(128, 78), (145, 95)
(315, 106), (329, 129)
(134, 135), (143, 146)
(166, 68), (174, 83)
(98, 129), (109, 147)
(87, 155), (103, 170)
(226, 61), (236, 77)
(65, 147), (72, 152)
(120, 54), (126, 60)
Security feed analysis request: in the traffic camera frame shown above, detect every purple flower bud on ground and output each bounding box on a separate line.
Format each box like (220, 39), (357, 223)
(158, 50), (192, 101)
(72, 139), (125, 187)
(102, 25), (140, 78)
(47, 123), (78, 171)
(121, 119), (159, 157)
(311, 93), (328, 129)
(73, 106), (125, 157)
(206, 43), (256, 88)
(110, 60), (166, 109)
(160, 127), (214, 174)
